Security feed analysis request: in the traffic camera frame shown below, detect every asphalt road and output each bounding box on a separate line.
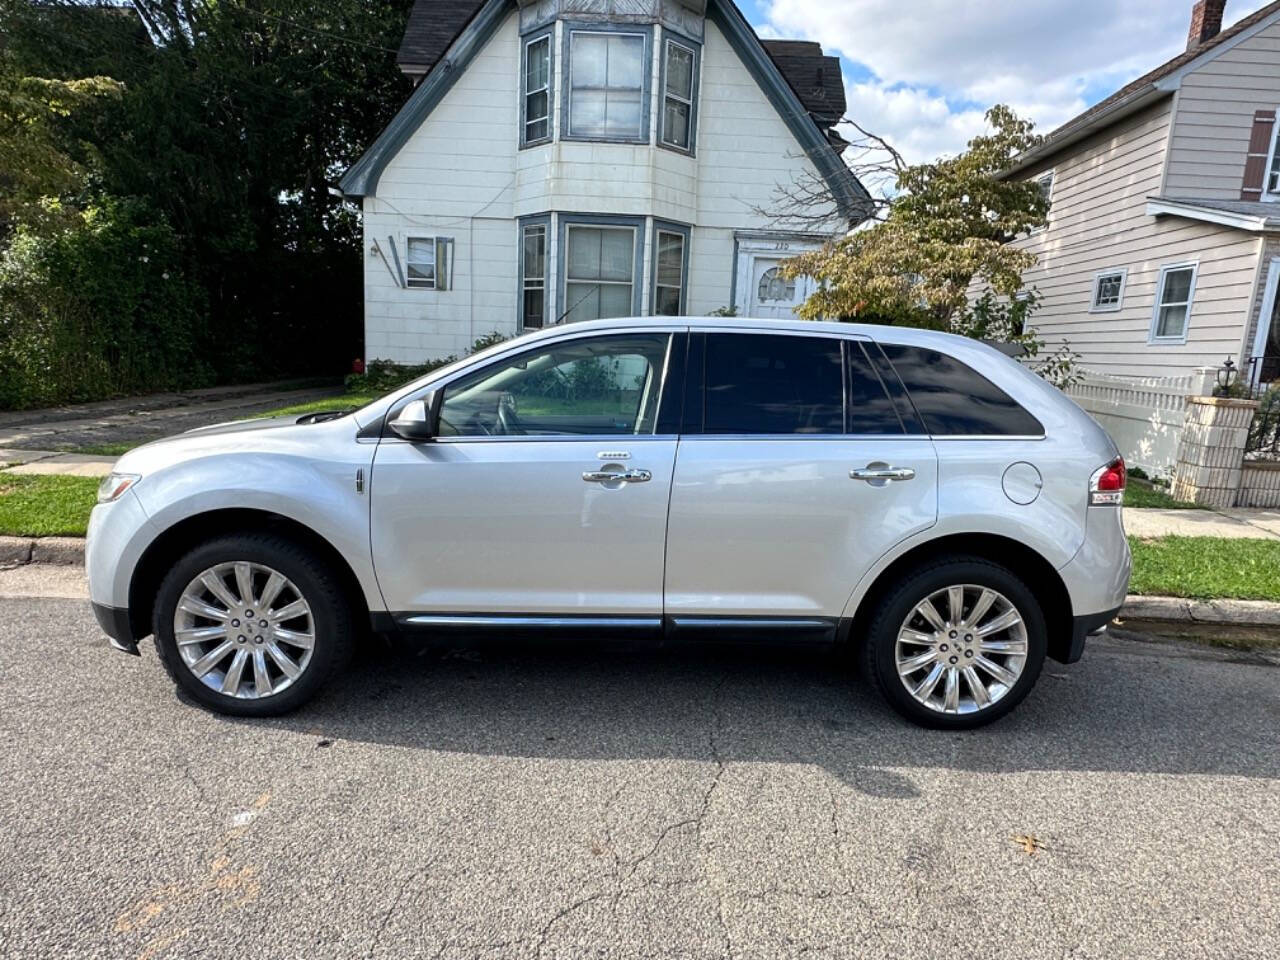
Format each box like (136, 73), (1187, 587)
(1, 595), (1278, 960)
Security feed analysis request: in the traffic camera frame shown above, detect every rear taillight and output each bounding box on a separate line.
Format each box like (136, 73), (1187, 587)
(1089, 456), (1126, 506)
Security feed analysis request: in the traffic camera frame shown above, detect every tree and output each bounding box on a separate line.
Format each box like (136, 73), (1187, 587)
(784, 106), (1048, 329)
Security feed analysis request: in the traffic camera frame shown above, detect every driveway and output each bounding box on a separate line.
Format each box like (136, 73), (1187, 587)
(1, 588), (1277, 959)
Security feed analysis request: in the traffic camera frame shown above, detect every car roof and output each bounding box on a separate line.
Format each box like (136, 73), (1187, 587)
(522, 316), (982, 352)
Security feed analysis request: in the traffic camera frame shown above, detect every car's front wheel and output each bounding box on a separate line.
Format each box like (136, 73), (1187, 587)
(153, 533), (354, 716)
(864, 557), (1047, 729)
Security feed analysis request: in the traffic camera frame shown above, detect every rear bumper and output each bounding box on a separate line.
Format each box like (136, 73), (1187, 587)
(92, 602), (140, 656)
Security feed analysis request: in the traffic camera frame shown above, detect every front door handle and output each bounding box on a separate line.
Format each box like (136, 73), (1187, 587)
(850, 465), (915, 482)
(583, 468), (652, 484)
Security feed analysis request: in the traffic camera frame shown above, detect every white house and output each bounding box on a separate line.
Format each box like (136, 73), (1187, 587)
(340, 0), (870, 364)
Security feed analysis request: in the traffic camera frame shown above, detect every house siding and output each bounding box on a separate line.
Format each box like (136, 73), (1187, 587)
(1165, 17), (1280, 199)
(1011, 98), (1263, 377)
(361, 10), (837, 363)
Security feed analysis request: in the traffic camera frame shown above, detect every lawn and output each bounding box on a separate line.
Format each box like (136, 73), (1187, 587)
(0, 474), (100, 537)
(252, 391), (378, 418)
(1125, 478), (1202, 510)
(1128, 535), (1280, 601)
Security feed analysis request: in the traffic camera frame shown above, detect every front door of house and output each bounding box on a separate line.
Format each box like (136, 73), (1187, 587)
(734, 236), (819, 319)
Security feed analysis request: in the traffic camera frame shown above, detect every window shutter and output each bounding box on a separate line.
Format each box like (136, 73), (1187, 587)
(1241, 109), (1275, 200)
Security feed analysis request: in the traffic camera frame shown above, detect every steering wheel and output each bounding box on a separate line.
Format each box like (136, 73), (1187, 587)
(496, 392), (525, 435)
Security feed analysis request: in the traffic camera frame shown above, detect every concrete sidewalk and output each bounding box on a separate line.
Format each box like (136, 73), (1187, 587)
(1125, 506), (1280, 540)
(0, 450), (115, 477)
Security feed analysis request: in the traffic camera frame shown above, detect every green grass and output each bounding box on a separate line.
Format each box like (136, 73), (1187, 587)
(0, 474), (100, 536)
(250, 391), (376, 419)
(1129, 535), (1280, 601)
(1124, 478), (1203, 510)
(57, 442), (138, 458)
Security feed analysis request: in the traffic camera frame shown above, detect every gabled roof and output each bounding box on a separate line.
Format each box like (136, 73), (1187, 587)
(1003, 0), (1280, 177)
(343, 0), (871, 223)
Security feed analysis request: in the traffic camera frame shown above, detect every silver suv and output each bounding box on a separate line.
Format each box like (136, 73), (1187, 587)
(87, 318), (1130, 729)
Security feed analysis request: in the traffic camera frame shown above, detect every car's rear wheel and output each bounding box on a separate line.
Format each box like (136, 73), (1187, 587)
(153, 533), (354, 716)
(864, 557), (1046, 729)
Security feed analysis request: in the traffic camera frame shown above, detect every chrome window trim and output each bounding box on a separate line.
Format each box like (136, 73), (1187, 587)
(402, 614), (662, 628)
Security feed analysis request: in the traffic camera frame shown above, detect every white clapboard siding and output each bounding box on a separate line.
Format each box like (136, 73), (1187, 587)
(1166, 18), (1280, 198)
(362, 10), (837, 361)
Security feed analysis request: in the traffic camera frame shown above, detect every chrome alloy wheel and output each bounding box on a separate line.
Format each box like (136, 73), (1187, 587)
(173, 562), (315, 699)
(894, 584), (1028, 715)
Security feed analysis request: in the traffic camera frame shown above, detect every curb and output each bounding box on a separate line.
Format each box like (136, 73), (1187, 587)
(4, 538), (1280, 628)
(0, 535), (85, 566)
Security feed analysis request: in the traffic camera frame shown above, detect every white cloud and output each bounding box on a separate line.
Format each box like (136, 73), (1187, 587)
(762, 0), (1273, 163)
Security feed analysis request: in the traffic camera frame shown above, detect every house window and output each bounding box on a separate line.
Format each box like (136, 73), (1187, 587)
(405, 237), (452, 290)
(652, 227), (686, 315)
(1150, 263), (1198, 342)
(660, 38), (697, 151)
(567, 30), (646, 141)
(1090, 269), (1127, 312)
(757, 267), (795, 303)
(1029, 172), (1053, 233)
(523, 34), (552, 145)
(563, 224), (636, 322)
(520, 223), (547, 329)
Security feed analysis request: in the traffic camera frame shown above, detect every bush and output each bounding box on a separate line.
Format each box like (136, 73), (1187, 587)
(0, 199), (211, 408)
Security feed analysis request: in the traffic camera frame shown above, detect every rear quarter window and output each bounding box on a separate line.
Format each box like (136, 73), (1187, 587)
(880, 344), (1044, 437)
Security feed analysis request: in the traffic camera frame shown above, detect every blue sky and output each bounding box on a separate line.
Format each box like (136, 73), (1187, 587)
(740, 0), (1271, 164)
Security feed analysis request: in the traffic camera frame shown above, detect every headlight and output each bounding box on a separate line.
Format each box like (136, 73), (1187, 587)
(97, 472), (141, 503)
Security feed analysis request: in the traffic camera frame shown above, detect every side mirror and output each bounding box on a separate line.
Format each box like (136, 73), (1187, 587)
(388, 390), (440, 441)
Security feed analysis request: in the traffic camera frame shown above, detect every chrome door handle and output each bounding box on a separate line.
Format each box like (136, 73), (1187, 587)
(582, 469), (652, 483)
(850, 466), (915, 482)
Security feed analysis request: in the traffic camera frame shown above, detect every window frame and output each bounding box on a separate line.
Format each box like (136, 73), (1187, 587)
(1149, 261), (1199, 345)
(1089, 268), (1128, 313)
(402, 235), (453, 291)
(650, 219), (690, 316)
(520, 29), (555, 148)
(557, 214), (645, 323)
(1029, 171), (1054, 234)
(561, 24), (653, 145)
(1264, 110), (1280, 200)
(658, 34), (700, 155)
(517, 214), (551, 330)
(430, 331), (681, 442)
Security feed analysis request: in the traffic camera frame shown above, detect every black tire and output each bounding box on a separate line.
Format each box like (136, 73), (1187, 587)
(863, 556), (1047, 730)
(153, 532), (355, 717)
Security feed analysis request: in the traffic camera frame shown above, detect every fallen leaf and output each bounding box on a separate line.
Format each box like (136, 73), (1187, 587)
(1012, 834), (1045, 856)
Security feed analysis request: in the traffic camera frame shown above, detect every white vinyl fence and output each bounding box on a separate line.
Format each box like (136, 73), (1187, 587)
(1064, 367), (1216, 478)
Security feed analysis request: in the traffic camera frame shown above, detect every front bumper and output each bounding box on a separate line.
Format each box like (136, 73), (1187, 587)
(92, 602), (139, 656)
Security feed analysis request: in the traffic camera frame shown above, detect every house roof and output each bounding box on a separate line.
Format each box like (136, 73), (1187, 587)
(394, 1), (848, 140)
(760, 40), (846, 131)
(1146, 195), (1280, 232)
(396, 0), (485, 76)
(1003, 0), (1280, 177)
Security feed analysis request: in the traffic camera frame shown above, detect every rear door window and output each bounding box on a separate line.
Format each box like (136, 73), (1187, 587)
(847, 341), (907, 435)
(703, 333), (844, 434)
(879, 344), (1044, 437)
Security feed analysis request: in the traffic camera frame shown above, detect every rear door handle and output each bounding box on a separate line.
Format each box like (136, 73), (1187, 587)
(850, 466), (915, 482)
(583, 469), (652, 483)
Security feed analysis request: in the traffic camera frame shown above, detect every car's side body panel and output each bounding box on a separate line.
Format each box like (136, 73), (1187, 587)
(370, 436), (678, 614)
(664, 436), (938, 617)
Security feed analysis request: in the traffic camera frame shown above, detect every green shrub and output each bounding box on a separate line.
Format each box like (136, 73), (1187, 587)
(0, 199), (211, 408)
(342, 331), (511, 396)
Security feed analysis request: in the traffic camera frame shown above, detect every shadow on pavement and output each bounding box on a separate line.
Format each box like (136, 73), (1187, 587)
(236, 635), (1280, 798)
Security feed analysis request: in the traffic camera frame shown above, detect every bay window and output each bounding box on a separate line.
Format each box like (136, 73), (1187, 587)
(660, 38), (698, 152)
(651, 224), (688, 315)
(563, 223), (637, 322)
(523, 33), (552, 146)
(567, 30), (647, 141)
(520, 220), (548, 329)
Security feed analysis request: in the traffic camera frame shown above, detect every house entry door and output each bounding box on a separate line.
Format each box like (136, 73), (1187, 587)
(734, 236), (819, 319)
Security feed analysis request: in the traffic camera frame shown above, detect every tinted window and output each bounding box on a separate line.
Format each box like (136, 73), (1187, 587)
(880, 344), (1043, 436)
(704, 333), (843, 434)
(439, 333), (671, 437)
(847, 342), (905, 434)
